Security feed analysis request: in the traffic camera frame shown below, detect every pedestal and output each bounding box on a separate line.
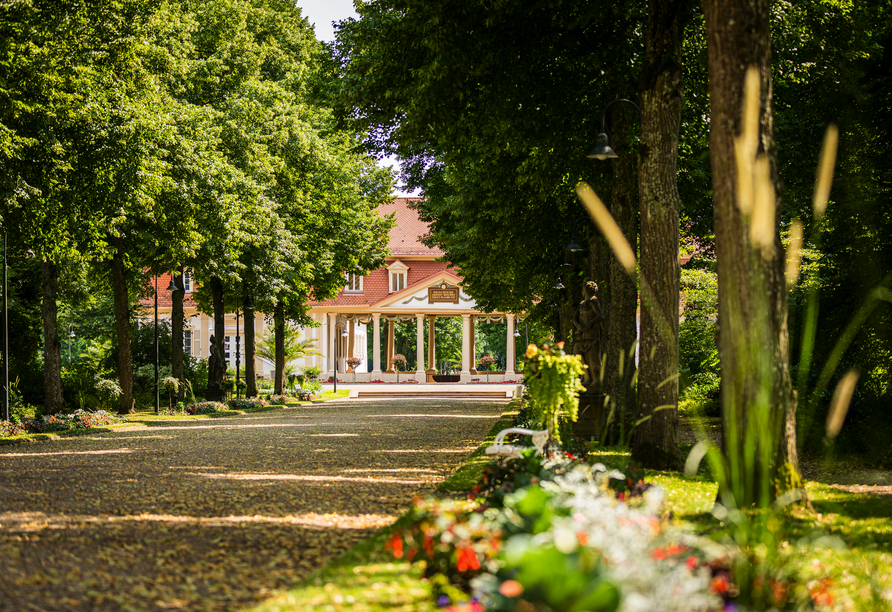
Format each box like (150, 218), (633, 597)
(205, 384), (225, 402)
(572, 394), (608, 438)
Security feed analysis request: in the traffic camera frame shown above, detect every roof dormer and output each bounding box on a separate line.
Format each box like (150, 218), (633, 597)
(386, 259), (410, 293)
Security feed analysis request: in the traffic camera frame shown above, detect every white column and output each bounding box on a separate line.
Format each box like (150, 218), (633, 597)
(415, 313), (426, 382)
(506, 314), (516, 377)
(460, 314), (472, 383)
(372, 313), (382, 376)
(328, 312), (338, 378)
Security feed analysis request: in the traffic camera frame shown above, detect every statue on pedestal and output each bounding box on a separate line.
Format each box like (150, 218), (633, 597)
(206, 334), (226, 401)
(572, 281), (604, 394)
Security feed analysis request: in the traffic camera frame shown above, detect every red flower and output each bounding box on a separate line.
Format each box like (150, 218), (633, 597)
(651, 547), (668, 561)
(456, 546), (481, 572)
(710, 576), (729, 594)
(384, 533), (404, 559)
(686, 556), (698, 570)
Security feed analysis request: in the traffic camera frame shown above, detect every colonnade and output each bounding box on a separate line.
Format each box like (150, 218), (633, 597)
(323, 312), (519, 382)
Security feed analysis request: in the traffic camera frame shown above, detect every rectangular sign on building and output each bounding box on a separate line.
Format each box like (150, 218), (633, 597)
(428, 286), (459, 304)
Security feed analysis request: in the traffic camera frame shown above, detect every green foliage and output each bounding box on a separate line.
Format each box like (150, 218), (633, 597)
(523, 343), (585, 443)
(95, 379), (122, 412)
(256, 323), (322, 377)
(679, 257), (720, 415)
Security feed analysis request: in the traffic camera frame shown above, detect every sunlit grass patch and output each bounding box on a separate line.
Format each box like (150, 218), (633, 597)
(438, 403), (518, 493)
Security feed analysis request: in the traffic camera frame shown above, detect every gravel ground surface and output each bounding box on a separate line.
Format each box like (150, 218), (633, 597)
(0, 398), (505, 612)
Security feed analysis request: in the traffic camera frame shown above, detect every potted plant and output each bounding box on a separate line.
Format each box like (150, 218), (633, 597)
(346, 357), (362, 381)
(477, 355), (497, 382)
(391, 354), (407, 382)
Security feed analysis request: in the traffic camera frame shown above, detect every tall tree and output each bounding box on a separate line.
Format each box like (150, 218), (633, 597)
(630, 0), (691, 470)
(703, 0), (799, 505)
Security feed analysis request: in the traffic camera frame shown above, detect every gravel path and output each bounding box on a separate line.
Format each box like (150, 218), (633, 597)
(0, 398), (505, 611)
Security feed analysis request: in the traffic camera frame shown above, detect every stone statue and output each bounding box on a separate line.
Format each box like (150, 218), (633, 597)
(206, 334), (225, 398)
(572, 281), (604, 393)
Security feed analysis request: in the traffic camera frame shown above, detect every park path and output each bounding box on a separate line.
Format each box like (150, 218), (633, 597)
(0, 398), (505, 611)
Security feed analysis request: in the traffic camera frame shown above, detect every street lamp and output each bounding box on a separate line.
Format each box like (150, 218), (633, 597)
(68, 325), (75, 365)
(553, 263), (572, 290)
(155, 269), (178, 414)
(566, 216), (590, 253)
(587, 98), (641, 160)
(333, 325), (349, 393)
(234, 296), (254, 400)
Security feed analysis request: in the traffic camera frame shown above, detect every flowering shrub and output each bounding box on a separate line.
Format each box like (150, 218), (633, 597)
(477, 356), (498, 371)
(16, 410), (121, 434)
(523, 343), (585, 443)
(0, 420), (25, 436)
(227, 398), (267, 410)
(389, 459), (722, 612)
(186, 402), (226, 415)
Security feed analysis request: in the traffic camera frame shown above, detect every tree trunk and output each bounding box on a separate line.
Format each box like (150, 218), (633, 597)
(604, 106), (640, 434)
(110, 242), (135, 414)
(244, 295), (257, 398)
(631, 0), (689, 470)
(171, 269), (184, 402)
(41, 260), (65, 414)
(210, 275), (225, 356)
(703, 0), (800, 506)
(274, 303), (285, 394)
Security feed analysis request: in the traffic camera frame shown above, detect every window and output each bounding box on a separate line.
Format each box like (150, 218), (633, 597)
(390, 271), (405, 293)
(345, 273), (363, 292)
(183, 271), (193, 293)
(224, 335), (243, 366)
(184, 330), (192, 356)
(386, 260), (409, 294)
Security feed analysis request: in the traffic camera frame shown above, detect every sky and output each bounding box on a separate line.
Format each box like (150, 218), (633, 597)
(294, 1), (416, 196)
(294, 0), (357, 43)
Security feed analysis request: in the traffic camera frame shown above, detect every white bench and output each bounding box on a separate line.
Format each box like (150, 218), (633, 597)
(484, 427), (550, 459)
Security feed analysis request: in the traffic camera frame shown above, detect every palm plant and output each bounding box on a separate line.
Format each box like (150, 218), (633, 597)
(256, 324), (322, 381)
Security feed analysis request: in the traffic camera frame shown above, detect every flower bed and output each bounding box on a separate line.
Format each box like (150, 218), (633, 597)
(1, 410), (122, 435)
(227, 398), (268, 411)
(389, 453), (726, 612)
(185, 402), (227, 415)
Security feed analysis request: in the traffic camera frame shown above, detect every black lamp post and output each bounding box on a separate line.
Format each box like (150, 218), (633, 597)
(68, 325), (75, 365)
(155, 270), (178, 414)
(587, 98), (641, 160)
(234, 296), (254, 400)
(553, 263), (572, 290)
(566, 216), (590, 253)
(333, 325), (349, 393)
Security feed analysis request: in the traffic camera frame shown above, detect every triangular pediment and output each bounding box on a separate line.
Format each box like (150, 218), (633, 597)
(371, 271), (476, 309)
(386, 259), (410, 271)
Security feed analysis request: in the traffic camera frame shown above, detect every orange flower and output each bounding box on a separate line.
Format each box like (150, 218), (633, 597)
(686, 556), (698, 570)
(384, 533), (404, 559)
(456, 546), (481, 572)
(710, 576), (729, 594)
(651, 548), (668, 561)
(576, 531), (589, 546)
(499, 580), (524, 598)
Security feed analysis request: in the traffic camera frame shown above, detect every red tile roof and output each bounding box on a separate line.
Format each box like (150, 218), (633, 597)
(140, 198), (451, 310)
(312, 260), (455, 307)
(381, 197), (443, 257)
(140, 273), (197, 309)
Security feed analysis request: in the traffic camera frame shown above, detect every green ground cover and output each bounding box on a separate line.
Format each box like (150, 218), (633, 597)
(0, 391), (352, 441)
